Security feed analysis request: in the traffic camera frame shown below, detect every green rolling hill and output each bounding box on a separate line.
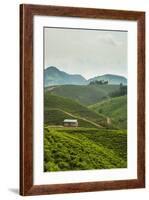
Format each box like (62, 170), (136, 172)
(89, 95), (127, 129)
(44, 109), (101, 128)
(44, 127), (127, 171)
(44, 92), (108, 128)
(44, 67), (128, 172)
(45, 84), (120, 106)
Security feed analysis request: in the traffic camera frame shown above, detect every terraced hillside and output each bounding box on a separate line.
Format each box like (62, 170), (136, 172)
(45, 84), (120, 106)
(89, 95), (127, 129)
(44, 127), (127, 172)
(44, 85), (127, 171)
(44, 92), (107, 128)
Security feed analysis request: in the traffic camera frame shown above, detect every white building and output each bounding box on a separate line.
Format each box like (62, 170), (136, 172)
(63, 119), (78, 127)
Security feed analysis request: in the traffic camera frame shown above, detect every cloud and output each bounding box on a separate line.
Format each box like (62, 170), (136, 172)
(45, 28), (127, 79)
(97, 33), (123, 47)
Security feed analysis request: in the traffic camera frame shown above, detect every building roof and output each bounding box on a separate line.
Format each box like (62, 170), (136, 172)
(63, 119), (78, 123)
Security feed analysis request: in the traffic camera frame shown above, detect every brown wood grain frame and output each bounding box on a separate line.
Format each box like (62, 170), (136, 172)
(20, 4), (145, 196)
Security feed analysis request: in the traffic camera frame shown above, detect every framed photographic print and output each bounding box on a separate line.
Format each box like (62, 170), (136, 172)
(20, 4), (145, 196)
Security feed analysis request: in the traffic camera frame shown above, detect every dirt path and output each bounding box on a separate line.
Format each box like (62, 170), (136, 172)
(107, 117), (111, 125)
(49, 108), (103, 128)
(46, 86), (56, 91)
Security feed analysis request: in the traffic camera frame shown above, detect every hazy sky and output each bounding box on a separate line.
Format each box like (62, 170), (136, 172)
(44, 27), (127, 79)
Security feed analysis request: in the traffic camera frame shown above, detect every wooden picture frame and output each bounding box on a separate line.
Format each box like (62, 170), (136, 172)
(20, 4), (145, 196)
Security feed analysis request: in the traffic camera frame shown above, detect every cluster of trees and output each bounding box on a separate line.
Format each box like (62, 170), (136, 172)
(89, 80), (108, 85)
(110, 83), (127, 97)
(89, 80), (127, 97)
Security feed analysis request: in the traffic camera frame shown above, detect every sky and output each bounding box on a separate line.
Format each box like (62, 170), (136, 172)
(44, 27), (127, 79)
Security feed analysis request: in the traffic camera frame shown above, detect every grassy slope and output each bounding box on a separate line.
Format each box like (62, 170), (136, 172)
(45, 109), (97, 128)
(44, 127), (127, 171)
(89, 96), (127, 129)
(44, 92), (107, 127)
(46, 84), (120, 106)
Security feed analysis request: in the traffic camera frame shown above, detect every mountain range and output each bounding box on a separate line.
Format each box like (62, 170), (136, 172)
(44, 66), (127, 87)
(44, 66), (86, 87)
(89, 74), (127, 85)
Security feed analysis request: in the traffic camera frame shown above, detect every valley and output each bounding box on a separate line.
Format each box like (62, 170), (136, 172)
(44, 66), (127, 171)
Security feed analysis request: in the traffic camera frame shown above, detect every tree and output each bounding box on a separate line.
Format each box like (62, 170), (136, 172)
(89, 80), (108, 85)
(110, 83), (127, 97)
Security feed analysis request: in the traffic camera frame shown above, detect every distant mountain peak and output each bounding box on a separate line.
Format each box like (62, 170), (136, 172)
(46, 66), (60, 71)
(88, 74), (127, 85)
(93, 73), (126, 78)
(44, 66), (127, 87)
(101, 74), (126, 79)
(44, 66), (87, 87)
